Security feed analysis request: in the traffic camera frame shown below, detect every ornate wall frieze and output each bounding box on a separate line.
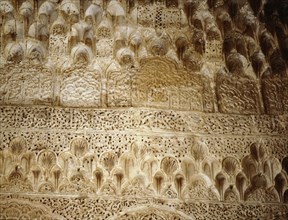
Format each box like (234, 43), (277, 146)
(1, 0), (288, 219)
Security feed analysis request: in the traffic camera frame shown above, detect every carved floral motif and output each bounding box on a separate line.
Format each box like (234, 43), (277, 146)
(0, 0), (288, 219)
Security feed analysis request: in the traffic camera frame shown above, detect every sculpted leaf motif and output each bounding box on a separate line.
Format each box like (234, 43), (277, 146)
(191, 141), (208, 162)
(160, 156), (179, 177)
(181, 158), (196, 182)
(215, 172), (227, 200)
(38, 150), (57, 171)
(242, 155), (257, 180)
(10, 137), (26, 156)
(236, 172), (248, 201)
(250, 142), (266, 163)
(282, 157), (288, 174)
(100, 151), (118, 174)
(275, 172), (287, 201)
(222, 157), (239, 177)
(70, 138), (88, 158)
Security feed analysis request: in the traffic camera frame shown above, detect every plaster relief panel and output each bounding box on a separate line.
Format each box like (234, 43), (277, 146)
(216, 72), (261, 114)
(132, 58), (207, 111)
(0, 63), (53, 105)
(60, 64), (101, 107)
(0, 0), (288, 219)
(262, 77), (288, 114)
(106, 63), (132, 107)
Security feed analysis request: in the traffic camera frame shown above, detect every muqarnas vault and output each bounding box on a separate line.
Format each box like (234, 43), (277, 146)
(0, 0), (288, 219)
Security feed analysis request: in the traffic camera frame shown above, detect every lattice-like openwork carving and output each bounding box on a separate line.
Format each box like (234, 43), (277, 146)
(0, 0), (288, 219)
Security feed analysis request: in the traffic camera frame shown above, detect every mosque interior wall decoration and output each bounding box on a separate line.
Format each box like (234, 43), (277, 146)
(0, 0), (288, 219)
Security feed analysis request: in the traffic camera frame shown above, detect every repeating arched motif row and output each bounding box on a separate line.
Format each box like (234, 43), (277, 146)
(114, 206), (194, 220)
(1, 195), (288, 220)
(0, 199), (64, 220)
(1, 0), (202, 67)
(0, 2), (288, 220)
(1, 136), (287, 203)
(1, 0), (287, 114)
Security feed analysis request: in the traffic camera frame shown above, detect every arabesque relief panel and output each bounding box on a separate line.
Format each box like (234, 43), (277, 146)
(1, 0), (288, 219)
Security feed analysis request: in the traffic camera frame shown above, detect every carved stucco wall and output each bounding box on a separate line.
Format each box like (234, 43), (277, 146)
(0, 0), (288, 219)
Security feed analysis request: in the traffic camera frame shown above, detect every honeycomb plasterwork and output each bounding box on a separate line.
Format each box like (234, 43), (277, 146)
(0, 106), (288, 218)
(1, 0), (288, 219)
